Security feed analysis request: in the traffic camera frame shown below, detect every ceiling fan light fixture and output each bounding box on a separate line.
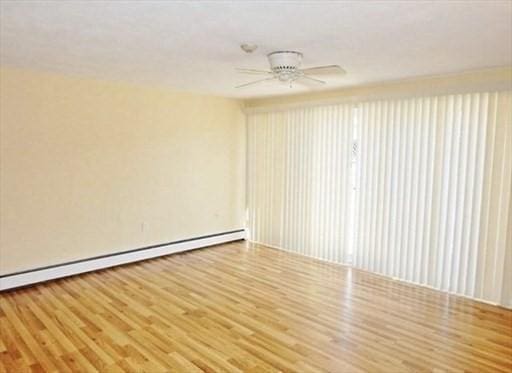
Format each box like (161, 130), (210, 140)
(278, 71), (294, 81)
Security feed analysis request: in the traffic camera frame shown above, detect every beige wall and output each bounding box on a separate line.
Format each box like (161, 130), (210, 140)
(0, 67), (245, 274)
(1, 65), (510, 284)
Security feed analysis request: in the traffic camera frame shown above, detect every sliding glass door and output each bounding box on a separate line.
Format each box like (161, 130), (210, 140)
(247, 90), (512, 307)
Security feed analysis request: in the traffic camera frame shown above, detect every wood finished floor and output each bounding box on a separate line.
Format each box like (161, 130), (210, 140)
(0, 242), (511, 373)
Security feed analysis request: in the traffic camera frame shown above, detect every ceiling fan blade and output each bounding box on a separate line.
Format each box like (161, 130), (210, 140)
(300, 65), (346, 75)
(297, 75), (326, 85)
(236, 68), (273, 75)
(235, 77), (276, 88)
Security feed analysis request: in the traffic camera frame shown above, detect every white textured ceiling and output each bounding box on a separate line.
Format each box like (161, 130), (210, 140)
(1, 1), (511, 98)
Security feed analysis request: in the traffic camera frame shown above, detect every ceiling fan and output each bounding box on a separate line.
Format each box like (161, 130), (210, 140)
(236, 51), (346, 88)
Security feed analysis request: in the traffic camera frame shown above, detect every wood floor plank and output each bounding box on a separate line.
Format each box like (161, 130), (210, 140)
(1, 241), (511, 372)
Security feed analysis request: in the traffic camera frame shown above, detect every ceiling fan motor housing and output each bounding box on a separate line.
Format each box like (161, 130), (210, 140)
(267, 51), (303, 78)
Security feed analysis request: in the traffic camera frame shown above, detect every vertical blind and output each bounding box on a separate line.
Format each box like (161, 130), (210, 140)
(247, 105), (354, 263)
(354, 92), (512, 306)
(247, 90), (512, 307)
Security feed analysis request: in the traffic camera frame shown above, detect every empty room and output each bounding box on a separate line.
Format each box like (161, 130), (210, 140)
(0, 1), (511, 372)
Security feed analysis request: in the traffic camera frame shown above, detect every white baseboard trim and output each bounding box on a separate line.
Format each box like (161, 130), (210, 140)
(0, 229), (246, 291)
